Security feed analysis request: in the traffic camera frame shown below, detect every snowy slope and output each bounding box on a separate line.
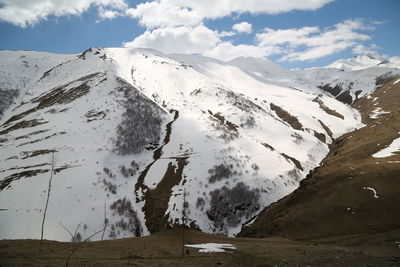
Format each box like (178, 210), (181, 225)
(170, 55), (318, 93)
(0, 51), (75, 122)
(0, 48), (363, 241)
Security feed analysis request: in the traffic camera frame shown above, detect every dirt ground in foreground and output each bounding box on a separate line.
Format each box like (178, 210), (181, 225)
(1, 229), (399, 267)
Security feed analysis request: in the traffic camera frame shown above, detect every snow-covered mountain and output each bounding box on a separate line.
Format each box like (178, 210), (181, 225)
(295, 66), (399, 104)
(0, 47), (394, 241)
(325, 54), (400, 71)
(326, 54), (385, 71)
(294, 54), (400, 105)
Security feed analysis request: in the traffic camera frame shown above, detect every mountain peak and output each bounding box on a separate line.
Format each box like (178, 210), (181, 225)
(325, 53), (387, 71)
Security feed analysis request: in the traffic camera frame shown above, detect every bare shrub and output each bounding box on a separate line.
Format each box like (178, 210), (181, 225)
(102, 179), (117, 194)
(110, 198), (142, 237)
(291, 132), (304, 144)
(208, 164), (233, 183)
(196, 197), (205, 211)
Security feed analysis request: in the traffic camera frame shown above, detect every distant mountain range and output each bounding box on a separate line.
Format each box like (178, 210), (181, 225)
(325, 54), (400, 71)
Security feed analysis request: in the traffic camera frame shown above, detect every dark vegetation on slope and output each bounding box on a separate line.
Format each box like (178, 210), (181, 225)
(312, 97), (344, 119)
(319, 83), (354, 104)
(318, 84), (342, 97)
(0, 119), (48, 136)
(207, 182), (260, 234)
(114, 78), (165, 155)
(239, 77), (400, 257)
(129, 106), (184, 233)
(0, 168), (50, 190)
(207, 164), (233, 183)
(0, 88), (19, 119)
(109, 198), (142, 238)
(261, 143), (303, 171)
(270, 103), (303, 130)
(336, 90), (353, 105)
(208, 110), (239, 142)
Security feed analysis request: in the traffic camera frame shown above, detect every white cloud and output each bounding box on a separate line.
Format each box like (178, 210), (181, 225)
(256, 26), (320, 46)
(123, 18), (376, 62)
(126, 0), (334, 28)
(124, 24), (220, 54)
(125, 1), (202, 29)
(280, 42), (355, 62)
(0, 0), (379, 65)
(204, 42), (280, 61)
(352, 44), (381, 55)
(0, 0), (334, 28)
(97, 6), (122, 20)
(232, 22), (252, 34)
(372, 20), (385, 25)
(256, 19), (372, 61)
(216, 31), (236, 38)
(122, 0), (343, 62)
(0, 0), (127, 27)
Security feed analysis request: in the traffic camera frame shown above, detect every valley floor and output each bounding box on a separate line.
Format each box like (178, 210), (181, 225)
(0, 229), (399, 266)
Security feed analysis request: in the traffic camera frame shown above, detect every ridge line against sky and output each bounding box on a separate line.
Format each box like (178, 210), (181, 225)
(0, 0), (399, 68)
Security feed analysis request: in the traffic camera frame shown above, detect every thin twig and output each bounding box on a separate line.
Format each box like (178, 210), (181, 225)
(181, 187), (185, 257)
(60, 222), (74, 239)
(73, 223), (81, 241)
(40, 153), (55, 249)
(65, 227), (105, 267)
(101, 200), (107, 241)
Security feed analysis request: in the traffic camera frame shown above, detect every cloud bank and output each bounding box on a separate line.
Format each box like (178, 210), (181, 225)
(0, 0), (381, 62)
(0, 0), (127, 27)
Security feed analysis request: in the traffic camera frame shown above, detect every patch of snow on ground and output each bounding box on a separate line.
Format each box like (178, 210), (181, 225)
(394, 79), (400, 85)
(363, 187), (380, 199)
(244, 216), (258, 227)
(369, 107), (390, 119)
(373, 137), (400, 158)
(185, 243), (237, 253)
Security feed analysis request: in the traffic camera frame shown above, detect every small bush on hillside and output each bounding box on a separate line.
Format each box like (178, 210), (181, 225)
(208, 164), (233, 183)
(110, 198), (142, 237)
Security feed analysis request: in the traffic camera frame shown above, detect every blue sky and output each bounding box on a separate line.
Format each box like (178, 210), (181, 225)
(0, 0), (399, 68)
